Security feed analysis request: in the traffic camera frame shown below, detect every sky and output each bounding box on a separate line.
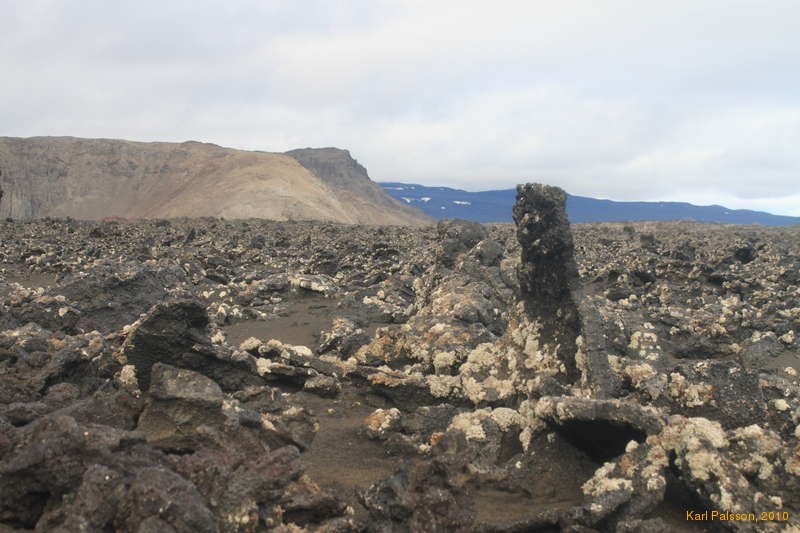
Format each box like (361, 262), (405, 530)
(2, 1), (799, 215)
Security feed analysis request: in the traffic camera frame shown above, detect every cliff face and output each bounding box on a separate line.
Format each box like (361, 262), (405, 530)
(285, 147), (431, 224)
(0, 137), (432, 226)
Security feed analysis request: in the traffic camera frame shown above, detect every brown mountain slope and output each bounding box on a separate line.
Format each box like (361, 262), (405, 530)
(0, 137), (432, 225)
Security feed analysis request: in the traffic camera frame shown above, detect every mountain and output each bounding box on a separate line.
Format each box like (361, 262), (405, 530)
(380, 182), (800, 226)
(0, 137), (432, 225)
(285, 148), (430, 225)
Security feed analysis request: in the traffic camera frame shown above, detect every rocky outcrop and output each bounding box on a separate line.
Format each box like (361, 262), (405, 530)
(0, 136), (432, 225)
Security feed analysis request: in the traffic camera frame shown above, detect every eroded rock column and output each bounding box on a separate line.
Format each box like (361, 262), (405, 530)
(513, 183), (582, 383)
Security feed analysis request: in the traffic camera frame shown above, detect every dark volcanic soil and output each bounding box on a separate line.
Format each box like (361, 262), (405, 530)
(223, 297), (341, 348)
(473, 488), (579, 526)
(1, 200), (799, 533)
(294, 388), (401, 519)
(0, 266), (58, 296)
(223, 297), (390, 350)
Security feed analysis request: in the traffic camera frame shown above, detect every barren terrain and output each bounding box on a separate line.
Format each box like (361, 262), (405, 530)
(0, 186), (798, 532)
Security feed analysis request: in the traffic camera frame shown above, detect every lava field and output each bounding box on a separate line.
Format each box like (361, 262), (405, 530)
(1, 185), (799, 532)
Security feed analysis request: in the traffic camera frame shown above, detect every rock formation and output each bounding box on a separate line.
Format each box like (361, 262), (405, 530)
(513, 184), (583, 383)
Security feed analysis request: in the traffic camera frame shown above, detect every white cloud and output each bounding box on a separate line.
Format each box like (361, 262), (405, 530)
(1, 0), (799, 215)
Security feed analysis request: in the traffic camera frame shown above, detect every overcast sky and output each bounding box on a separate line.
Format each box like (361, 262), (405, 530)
(3, 1), (799, 215)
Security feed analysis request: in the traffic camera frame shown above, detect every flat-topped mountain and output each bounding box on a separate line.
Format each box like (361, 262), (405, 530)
(0, 137), (432, 225)
(381, 182), (800, 226)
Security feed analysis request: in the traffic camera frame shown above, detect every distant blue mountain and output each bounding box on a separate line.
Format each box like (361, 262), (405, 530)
(379, 182), (800, 226)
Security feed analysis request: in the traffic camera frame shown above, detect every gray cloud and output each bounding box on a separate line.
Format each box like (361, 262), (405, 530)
(2, 0), (799, 215)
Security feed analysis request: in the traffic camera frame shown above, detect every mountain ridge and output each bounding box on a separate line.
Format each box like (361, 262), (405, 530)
(380, 182), (800, 226)
(0, 137), (432, 225)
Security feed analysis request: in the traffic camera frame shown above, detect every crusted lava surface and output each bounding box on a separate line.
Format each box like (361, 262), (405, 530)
(1, 189), (799, 533)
